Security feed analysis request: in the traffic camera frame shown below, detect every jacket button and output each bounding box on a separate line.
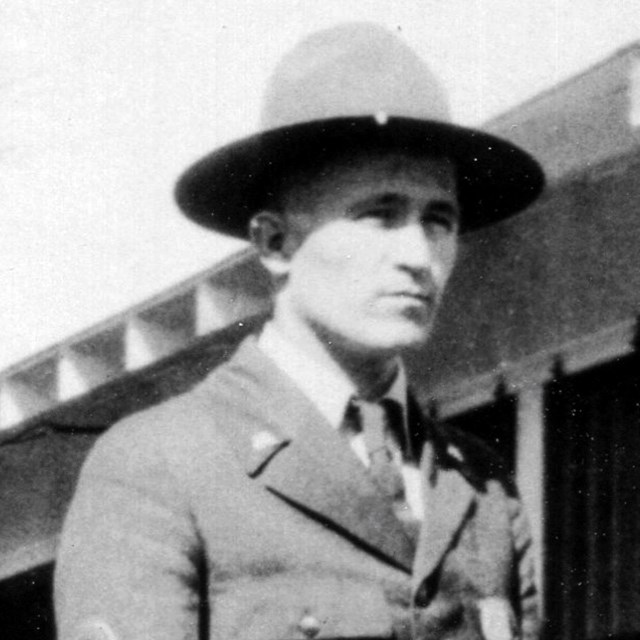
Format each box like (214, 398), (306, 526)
(298, 614), (321, 638)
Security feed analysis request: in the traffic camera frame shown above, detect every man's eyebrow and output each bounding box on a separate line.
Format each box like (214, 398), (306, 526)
(374, 193), (407, 204)
(350, 192), (459, 214)
(430, 199), (460, 216)
(350, 193), (408, 209)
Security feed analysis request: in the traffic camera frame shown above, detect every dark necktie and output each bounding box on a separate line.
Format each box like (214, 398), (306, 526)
(348, 397), (420, 548)
(350, 397), (406, 501)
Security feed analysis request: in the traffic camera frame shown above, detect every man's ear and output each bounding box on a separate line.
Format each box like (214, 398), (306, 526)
(249, 211), (291, 278)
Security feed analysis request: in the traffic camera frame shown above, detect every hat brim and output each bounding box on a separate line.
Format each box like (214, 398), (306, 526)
(175, 116), (544, 236)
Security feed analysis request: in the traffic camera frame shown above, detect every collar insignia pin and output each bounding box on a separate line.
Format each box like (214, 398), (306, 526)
(447, 443), (464, 464)
(251, 430), (280, 451)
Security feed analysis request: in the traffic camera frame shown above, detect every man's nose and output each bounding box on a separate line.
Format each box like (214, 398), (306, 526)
(392, 222), (435, 275)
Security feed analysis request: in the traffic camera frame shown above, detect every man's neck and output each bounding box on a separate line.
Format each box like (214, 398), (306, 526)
(270, 308), (400, 401)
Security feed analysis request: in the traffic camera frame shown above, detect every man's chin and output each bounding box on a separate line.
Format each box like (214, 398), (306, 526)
(356, 323), (433, 356)
(394, 333), (432, 355)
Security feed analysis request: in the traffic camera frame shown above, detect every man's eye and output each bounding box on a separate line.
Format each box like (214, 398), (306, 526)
(419, 217), (457, 239)
(422, 208), (459, 234)
(424, 215), (454, 231)
(359, 208), (396, 224)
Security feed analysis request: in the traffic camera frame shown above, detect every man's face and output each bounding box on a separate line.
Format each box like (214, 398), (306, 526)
(268, 151), (459, 358)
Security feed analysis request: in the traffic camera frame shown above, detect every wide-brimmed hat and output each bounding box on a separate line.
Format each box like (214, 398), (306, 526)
(175, 23), (544, 236)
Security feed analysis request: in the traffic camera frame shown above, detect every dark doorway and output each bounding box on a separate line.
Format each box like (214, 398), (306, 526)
(544, 353), (640, 640)
(0, 563), (55, 640)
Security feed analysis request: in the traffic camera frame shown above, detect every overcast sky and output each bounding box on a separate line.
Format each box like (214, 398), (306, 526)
(2, 0), (640, 370)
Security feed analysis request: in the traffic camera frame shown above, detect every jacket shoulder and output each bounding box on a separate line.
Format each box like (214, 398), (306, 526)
(84, 353), (250, 485)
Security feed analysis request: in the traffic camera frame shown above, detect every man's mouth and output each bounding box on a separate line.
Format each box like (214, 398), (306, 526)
(394, 289), (433, 300)
(385, 291), (436, 307)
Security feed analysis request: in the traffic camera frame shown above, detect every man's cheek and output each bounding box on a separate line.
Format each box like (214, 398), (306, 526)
(309, 244), (353, 273)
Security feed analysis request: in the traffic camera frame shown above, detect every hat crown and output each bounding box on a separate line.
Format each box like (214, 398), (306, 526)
(261, 23), (451, 130)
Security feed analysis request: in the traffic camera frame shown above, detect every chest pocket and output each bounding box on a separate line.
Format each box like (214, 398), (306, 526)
(211, 574), (394, 640)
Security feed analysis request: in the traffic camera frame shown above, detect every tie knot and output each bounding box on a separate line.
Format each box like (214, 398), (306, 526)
(347, 397), (408, 502)
(348, 397), (403, 460)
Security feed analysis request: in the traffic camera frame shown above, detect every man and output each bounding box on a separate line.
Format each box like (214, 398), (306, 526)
(55, 23), (544, 640)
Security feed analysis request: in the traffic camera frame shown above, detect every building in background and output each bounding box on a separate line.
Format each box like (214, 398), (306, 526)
(1, 43), (640, 640)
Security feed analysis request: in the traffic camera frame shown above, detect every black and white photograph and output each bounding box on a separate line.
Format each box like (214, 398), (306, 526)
(1, 2), (640, 639)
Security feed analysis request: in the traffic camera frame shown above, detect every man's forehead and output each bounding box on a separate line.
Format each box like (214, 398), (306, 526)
(278, 150), (458, 211)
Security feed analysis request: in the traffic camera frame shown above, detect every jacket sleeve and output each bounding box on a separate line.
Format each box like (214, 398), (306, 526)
(508, 494), (540, 640)
(54, 422), (203, 640)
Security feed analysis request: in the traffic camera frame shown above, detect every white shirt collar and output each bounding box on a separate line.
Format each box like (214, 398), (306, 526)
(258, 320), (409, 430)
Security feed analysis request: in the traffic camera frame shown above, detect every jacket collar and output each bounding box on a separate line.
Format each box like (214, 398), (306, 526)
(413, 422), (475, 588)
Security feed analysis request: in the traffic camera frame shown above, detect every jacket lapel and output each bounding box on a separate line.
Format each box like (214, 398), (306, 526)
(411, 417), (475, 588)
(215, 338), (415, 573)
(257, 410), (416, 572)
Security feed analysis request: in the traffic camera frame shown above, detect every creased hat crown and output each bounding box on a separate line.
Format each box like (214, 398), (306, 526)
(261, 23), (450, 129)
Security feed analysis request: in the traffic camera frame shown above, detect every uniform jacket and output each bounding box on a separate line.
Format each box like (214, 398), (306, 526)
(55, 336), (538, 640)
